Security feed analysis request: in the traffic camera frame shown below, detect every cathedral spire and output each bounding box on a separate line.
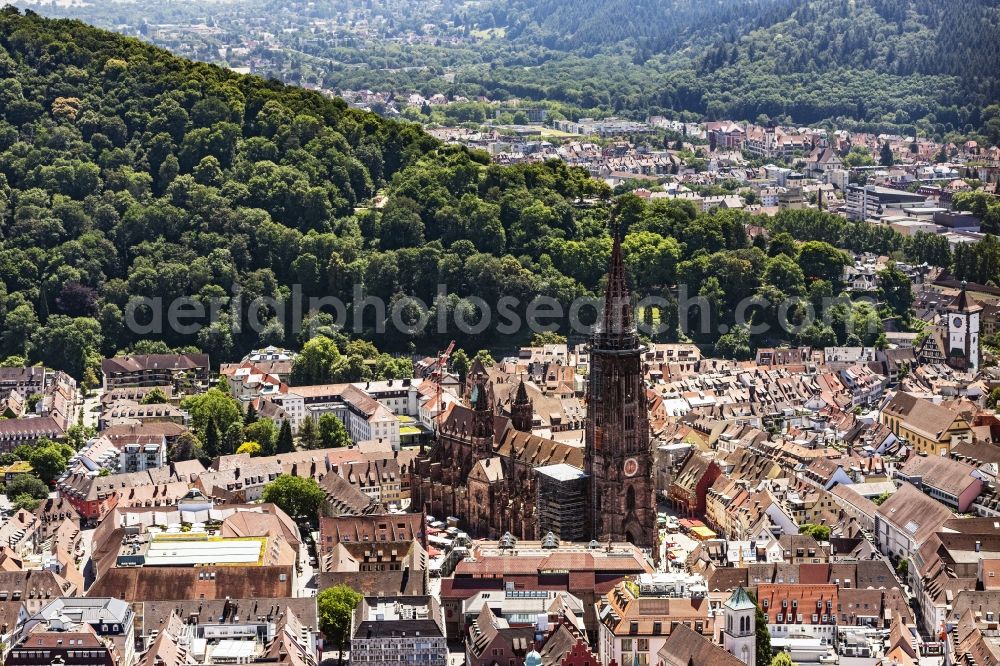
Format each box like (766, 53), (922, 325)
(597, 218), (637, 350)
(515, 378), (529, 403)
(473, 380), (490, 411)
(471, 380), (494, 441)
(512, 378), (533, 433)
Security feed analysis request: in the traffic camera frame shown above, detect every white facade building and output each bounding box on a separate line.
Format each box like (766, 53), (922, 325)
(351, 596), (447, 666)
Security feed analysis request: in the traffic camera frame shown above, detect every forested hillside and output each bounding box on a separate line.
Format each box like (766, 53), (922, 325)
(13, 0), (1000, 136)
(464, 0), (1000, 132)
(0, 9), (612, 380)
(484, 0), (799, 56)
(1, 9), (998, 382)
(0, 8), (441, 376)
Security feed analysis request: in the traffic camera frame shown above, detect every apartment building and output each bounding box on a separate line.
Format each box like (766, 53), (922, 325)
(350, 596), (447, 666)
(101, 354), (210, 391)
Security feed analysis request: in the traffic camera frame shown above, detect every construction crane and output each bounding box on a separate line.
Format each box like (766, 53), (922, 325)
(430, 340), (455, 433)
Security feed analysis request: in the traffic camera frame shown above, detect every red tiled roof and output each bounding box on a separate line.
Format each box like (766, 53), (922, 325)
(757, 583), (838, 624)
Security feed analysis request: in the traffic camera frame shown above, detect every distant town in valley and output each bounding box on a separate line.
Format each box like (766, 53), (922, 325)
(1, 2), (1000, 666)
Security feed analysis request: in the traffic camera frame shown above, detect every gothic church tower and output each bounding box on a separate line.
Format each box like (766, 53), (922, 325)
(584, 221), (655, 548)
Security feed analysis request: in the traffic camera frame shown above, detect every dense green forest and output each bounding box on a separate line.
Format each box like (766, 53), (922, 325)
(0, 8), (432, 377)
(15, 0), (1000, 139)
(456, 0), (1000, 135)
(2, 9), (999, 381)
(290, 0), (1000, 137)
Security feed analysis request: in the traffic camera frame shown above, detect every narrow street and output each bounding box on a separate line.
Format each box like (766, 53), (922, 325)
(78, 387), (103, 430)
(298, 531), (317, 597)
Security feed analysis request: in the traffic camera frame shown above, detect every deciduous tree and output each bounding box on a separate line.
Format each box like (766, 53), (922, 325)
(261, 474), (325, 521)
(4, 474), (49, 500)
(180, 389), (242, 441)
(318, 414), (350, 449)
(317, 585), (363, 666)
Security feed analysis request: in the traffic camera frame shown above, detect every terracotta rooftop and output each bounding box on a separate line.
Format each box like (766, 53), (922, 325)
(883, 392), (966, 441)
(658, 622), (745, 666)
(756, 583), (838, 624)
(876, 483), (953, 546)
(87, 564), (294, 602)
(101, 354), (209, 374)
(898, 454), (980, 497)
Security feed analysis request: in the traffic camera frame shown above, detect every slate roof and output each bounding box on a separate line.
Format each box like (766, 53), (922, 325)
(725, 586), (756, 611)
(352, 595), (445, 640)
(139, 597), (317, 634)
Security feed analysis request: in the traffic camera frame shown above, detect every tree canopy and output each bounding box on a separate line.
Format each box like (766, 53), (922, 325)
(318, 413), (350, 448)
(261, 474), (325, 521)
(4, 473), (50, 501)
(12, 440), (75, 484)
(180, 388), (243, 442)
(0, 9), (435, 376)
(1, 8), (996, 369)
(36, 0), (1000, 140)
(798, 523), (831, 542)
(317, 584), (363, 664)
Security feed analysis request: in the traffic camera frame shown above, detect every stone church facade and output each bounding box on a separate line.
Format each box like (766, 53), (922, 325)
(411, 224), (656, 548)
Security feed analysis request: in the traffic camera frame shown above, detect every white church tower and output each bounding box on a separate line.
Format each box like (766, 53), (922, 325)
(947, 281), (982, 375)
(723, 586), (757, 666)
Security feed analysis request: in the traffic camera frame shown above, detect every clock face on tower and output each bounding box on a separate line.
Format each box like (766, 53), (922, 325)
(623, 458), (639, 477)
(953, 317), (964, 329)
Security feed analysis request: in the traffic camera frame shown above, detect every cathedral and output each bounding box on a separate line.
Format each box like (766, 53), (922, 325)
(411, 223), (657, 548)
(584, 226), (657, 548)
